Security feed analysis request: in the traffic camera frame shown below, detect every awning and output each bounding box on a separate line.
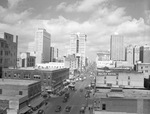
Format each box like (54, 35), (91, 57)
(19, 105), (30, 113)
(29, 96), (44, 107)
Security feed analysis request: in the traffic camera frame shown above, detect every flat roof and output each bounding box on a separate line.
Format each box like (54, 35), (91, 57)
(95, 88), (150, 99)
(0, 79), (39, 86)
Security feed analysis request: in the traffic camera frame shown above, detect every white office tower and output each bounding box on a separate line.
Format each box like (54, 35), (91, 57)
(70, 33), (87, 69)
(35, 28), (51, 64)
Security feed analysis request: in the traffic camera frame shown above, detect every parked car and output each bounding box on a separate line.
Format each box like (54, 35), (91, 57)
(55, 105), (61, 112)
(65, 106), (72, 112)
(37, 109), (44, 114)
(62, 97), (68, 103)
(80, 106), (86, 113)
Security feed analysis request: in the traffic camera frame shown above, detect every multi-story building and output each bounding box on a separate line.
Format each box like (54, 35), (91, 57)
(136, 62), (150, 78)
(140, 44), (150, 63)
(50, 47), (54, 62)
(70, 33), (87, 70)
(125, 45), (134, 66)
(93, 88), (150, 114)
(17, 52), (36, 68)
(96, 69), (144, 88)
(110, 35), (125, 61)
(0, 32), (18, 68)
(0, 79), (42, 114)
(64, 54), (78, 78)
(2, 67), (69, 93)
(133, 45), (140, 64)
(0, 32), (18, 78)
(35, 28), (51, 64)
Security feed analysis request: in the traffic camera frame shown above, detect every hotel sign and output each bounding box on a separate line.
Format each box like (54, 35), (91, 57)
(97, 72), (118, 76)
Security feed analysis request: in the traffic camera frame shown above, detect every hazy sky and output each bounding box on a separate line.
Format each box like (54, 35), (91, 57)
(0, 0), (150, 61)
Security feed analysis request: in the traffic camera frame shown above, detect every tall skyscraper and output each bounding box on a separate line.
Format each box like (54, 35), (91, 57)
(133, 45), (140, 64)
(125, 45), (133, 65)
(50, 47), (59, 62)
(35, 28), (51, 64)
(110, 35), (125, 61)
(70, 33), (87, 68)
(140, 44), (150, 63)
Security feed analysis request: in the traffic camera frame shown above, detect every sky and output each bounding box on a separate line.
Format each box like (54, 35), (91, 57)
(0, 0), (150, 61)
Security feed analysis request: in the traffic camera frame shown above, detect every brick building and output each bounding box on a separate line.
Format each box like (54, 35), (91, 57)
(2, 68), (69, 93)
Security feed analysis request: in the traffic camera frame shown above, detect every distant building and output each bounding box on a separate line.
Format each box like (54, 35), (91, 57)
(35, 28), (51, 64)
(70, 33), (87, 70)
(17, 52), (36, 68)
(136, 62), (150, 78)
(133, 45), (140, 64)
(140, 44), (150, 63)
(125, 45), (133, 66)
(3, 68), (69, 92)
(64, 54), (78, 78)
(110, 35), (125, 61)
(0, 79), (41, 114)
(96, 51), (110, 62)
(96, 61), (115, 68)
(0, 32), (18, 68)
(50, 47), (54, 62)
(96, 69), (144, 88)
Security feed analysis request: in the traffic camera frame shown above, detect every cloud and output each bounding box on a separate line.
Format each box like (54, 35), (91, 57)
(56, 0), (108, 12)
(8, 0), (24, 9)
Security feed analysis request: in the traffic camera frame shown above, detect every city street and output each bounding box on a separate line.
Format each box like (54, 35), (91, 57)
(44, 74), (94, 114)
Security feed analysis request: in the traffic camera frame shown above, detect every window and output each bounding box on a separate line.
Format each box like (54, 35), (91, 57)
(104, 76), (106, 79)
(19, 91), (23, 95)
(104, 80), (106, 84)
(116, 81), (118, 85)
(145, 70), (148, 73)
(141, 67), (143, 69)
(0, 51), (3, 55)
(128, 81), (130, 85)
(116, 76), (118, 79)
(102, 104), (106, 110)
(0, 89), (2, 94)
(145, 66), (148, 68)
(0, 59), (2, 64)
(14, 74), (17, 78)
(128, 76), (130, 80)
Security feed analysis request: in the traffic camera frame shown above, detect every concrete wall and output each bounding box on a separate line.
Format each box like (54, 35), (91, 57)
(101, 98), (137, 113)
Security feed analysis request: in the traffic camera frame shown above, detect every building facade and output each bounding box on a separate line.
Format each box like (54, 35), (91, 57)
(110, 35), (125, 61)
(136, 63), (150, 78)
(17, 52), (36, 68)
(125, 45), (134, 66)
(2, 68), (69, 93)
(0, 79), (41, 114)
(0, 32), (18, 68)
(35, 28), (51, 64)
(140, 44), (150, 63)
(70, 33), (87, 69)
(96, 70), (144, 88)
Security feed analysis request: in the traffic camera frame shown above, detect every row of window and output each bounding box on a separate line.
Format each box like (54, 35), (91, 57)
(104, 81), (130, 85)
(104, 76), (131, 80)
(0, 89), (23, 95)
(5, 73), (51, 80)
(141, 66), (149, 69)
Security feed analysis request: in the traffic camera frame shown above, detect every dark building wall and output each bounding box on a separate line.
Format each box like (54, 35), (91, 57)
(101, 98), (137, 113)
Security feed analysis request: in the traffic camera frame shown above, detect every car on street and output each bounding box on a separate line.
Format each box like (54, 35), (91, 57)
(55, 105), (61, 112)
(63, 97), (68, 103)
(37, 109), (44, 114)
(65, 106), (72, 112)
(80, 106), (86, 113)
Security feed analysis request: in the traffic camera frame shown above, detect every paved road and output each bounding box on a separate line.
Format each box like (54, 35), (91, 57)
(44, 75), (94, 114)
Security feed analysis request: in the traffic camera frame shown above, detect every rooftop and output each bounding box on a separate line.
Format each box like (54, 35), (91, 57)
(0, 79), (39, 86)
(95, 88), (150, 99)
